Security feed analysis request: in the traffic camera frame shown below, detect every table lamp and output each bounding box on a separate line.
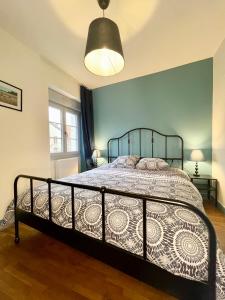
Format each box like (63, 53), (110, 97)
(190, 149), (204, 177)
(92, 149), (101, 167)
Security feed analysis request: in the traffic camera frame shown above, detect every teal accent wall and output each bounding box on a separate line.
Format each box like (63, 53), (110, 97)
(93, 58), (213, 174)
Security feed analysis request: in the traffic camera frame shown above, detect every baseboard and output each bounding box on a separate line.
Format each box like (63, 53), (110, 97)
(217, 201), (225, 214)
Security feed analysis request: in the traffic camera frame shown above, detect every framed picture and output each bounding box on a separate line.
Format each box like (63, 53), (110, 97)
(0, 80), (22, 112)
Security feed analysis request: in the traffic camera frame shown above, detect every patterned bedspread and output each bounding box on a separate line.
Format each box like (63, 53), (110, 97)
(2, 166), (225, 299)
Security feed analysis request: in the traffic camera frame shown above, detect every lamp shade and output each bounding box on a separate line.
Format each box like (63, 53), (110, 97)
(92, 149), (101, 159)
(84, 17), (124, 76)
(190, 149), (204, 162)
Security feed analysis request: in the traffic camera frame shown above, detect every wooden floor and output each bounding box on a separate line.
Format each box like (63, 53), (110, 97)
(0, 201), (224, 300)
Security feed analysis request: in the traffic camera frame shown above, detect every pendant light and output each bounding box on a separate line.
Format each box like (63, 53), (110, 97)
(84, 0), (124, 76)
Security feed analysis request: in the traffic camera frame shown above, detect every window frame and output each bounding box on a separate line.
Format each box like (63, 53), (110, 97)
(49, 101), (80, 160)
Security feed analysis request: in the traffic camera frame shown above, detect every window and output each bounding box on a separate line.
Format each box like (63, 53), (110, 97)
(49, 103), (79, 158)
(49, 106), (63, 153)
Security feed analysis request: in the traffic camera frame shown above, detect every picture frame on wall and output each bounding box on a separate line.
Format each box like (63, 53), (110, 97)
(0, 80), (22, 112)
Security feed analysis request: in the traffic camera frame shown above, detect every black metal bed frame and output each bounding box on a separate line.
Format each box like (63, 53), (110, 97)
(14, 128), (217, 300)
(107, 128), (184, 169)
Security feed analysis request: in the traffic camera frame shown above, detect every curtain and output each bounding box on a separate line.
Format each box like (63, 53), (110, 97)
(80, 85), (94, 171)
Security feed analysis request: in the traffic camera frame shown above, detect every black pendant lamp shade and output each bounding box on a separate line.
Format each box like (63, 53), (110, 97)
(84, 2), (124, 76)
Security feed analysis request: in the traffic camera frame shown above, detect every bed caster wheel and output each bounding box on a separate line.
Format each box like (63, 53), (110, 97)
(15, 237), (20, 244)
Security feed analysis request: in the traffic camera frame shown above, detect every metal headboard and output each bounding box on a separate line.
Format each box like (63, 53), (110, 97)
(107, 128), (184, 169)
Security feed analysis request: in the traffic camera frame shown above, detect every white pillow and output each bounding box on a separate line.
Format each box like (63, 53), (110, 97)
(110, 155), (140, 169)
(136, 158), (168, 170)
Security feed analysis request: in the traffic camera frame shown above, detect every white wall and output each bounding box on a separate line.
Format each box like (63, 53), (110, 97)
(0, 27), (80, 219)
(212, 37), (225, 207)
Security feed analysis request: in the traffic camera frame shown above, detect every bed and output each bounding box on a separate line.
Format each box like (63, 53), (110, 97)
(12, 128), (224, 300)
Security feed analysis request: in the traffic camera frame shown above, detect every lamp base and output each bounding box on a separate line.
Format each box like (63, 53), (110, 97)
(193, 162), (200, 177)
(193, 174), (200, 177)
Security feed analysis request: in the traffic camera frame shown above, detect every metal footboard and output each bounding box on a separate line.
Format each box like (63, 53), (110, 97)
(14, 174), (217, 300)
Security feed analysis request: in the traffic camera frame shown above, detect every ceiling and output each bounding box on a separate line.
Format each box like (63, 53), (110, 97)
(0, 0), (225, 89)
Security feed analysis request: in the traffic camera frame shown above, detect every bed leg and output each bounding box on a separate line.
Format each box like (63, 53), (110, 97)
(15, 219), (20, 244)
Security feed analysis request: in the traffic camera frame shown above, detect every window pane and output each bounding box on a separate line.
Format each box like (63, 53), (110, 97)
(49, 103), (80, 156)
(49, 106), (61, 123)
(66, 125), (77, 139)
(67, 139), (78, 152)
(49, 122), (62, 138)
(50, 137), (63, 153)
(66, 111), (77, 126)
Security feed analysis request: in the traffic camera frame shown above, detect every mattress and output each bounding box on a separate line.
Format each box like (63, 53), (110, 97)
(3, 166), (225, 299)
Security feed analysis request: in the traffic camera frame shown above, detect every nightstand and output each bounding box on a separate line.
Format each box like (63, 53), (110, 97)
(189, 175), (218, 207)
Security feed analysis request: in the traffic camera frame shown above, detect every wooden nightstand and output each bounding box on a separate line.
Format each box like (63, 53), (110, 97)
(189, 175), (218, 207)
